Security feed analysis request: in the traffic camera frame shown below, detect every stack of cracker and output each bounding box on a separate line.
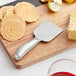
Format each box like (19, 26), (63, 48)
(0, 2), (40, 41)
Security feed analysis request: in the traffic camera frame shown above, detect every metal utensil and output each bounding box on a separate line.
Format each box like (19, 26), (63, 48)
(14, 20), (63, 60)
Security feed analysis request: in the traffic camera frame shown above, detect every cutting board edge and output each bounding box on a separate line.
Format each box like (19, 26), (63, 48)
(15, 45), (76, 69)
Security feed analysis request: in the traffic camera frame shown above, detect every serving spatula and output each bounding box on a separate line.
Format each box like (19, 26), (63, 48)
(14, 20), (63, 60)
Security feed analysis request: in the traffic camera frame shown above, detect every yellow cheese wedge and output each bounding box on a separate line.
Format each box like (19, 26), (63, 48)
(68, 11), (76, 40)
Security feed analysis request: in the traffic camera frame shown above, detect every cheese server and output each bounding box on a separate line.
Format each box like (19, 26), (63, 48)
(14, 20), (63, 60)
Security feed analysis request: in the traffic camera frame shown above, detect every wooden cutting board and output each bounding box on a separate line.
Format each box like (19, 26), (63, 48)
(0, 2), (76, 69)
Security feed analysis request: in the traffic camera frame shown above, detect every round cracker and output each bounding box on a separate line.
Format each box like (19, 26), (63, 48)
(0, 15), (26, 41)
(14, 2), (39, 22)
(4, 6), (15, 17)
(0, 6), (14, 20)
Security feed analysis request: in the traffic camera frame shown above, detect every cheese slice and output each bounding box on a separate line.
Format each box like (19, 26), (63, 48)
(68, 11), (76, 40)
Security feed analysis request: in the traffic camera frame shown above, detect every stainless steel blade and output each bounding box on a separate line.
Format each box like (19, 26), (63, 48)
(34, 20), (62, 42)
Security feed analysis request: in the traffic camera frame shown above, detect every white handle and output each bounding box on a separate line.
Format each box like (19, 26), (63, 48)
(14, 38), (40, 60)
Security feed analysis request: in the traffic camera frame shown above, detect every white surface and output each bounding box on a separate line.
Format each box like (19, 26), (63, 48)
(0, 43), (76, 76)
(0, 0), (16, 6)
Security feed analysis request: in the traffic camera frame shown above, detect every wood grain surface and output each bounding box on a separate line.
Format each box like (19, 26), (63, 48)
(0, 3), (76, 69)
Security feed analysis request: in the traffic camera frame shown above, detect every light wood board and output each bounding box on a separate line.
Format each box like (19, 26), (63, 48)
(0, 3), (76, 69)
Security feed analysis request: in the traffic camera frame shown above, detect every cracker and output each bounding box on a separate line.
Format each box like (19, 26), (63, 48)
(0, 6), (14, 20)
(5, 6), (15, 17)
(14, 2), (39, 22)
(0, 15), (26, 41)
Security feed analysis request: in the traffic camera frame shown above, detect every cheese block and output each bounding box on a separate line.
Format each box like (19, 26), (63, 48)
(68, 11), (76, 40)
(0, 6), (14, 20)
